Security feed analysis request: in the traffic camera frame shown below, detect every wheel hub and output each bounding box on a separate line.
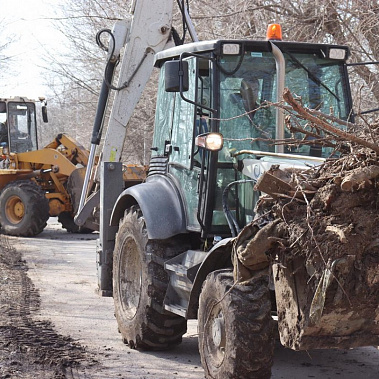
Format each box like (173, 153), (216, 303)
(5, 196), (24, 224)
(212, 313), (226, 349)
(206, 305), (226, 367)
(119, 236), (142, 319)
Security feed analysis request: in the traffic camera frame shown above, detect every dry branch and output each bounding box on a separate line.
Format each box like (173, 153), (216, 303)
(283, 88), (379, 154)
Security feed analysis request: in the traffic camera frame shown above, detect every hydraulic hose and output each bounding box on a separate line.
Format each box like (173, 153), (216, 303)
(222, 179), (256, 237)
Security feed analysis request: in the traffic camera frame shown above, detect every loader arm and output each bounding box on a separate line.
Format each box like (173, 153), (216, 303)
(75, 0), (198, 294)
(101, 1), (174, 162)
(76, 0), (176, 222)
(44, 133), (89, 166)
(77, 1), (199, 223)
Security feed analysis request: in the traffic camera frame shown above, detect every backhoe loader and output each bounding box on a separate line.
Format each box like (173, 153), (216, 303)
(0, 96), (146, 237)
(75, 1), (379, 378)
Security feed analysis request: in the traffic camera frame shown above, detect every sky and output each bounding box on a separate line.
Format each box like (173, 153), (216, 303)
(0, 0), (63, 99)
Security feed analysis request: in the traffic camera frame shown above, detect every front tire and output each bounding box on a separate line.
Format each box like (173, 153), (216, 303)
(198, 269), (274, 379)
(113, 205), (188, 350)
(0, 180), (49, 237)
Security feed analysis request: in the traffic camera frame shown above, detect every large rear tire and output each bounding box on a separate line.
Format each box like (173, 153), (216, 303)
(113, 205), (188, 350)
(0, 180), (49, 236)
(198, 269), (274, 379)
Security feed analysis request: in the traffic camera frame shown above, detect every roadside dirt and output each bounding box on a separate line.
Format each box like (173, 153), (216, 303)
(1, 218), (378, 378)
(0, 237), (97, 378)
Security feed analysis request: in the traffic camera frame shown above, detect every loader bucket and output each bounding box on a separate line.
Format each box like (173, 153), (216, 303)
(66, 167), (87, 213)
(273, 254), (379, 350)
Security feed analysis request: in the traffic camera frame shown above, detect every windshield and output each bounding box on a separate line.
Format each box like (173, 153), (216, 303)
(218, 50), (351, 160)
(8, 102), (38, 152)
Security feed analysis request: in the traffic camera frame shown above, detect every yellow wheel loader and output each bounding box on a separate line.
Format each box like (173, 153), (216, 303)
(0, 97), (98, 236)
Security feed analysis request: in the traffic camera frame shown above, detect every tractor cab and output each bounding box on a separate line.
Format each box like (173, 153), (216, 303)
(152, 37), (352, 238)
(0, 97), (45, 154)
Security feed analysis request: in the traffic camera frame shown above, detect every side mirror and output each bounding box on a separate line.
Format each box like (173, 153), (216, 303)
(42, 105), (48, 123)
(164, 60), (189, 92)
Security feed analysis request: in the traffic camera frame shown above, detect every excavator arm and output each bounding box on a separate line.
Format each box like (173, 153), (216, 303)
(75, 0), (198, 295)
(76, 0), (175, 223)
(102, 1), (174, 162)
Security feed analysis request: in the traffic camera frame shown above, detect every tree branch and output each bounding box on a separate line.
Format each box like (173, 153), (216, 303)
(283, 88), (379, 154)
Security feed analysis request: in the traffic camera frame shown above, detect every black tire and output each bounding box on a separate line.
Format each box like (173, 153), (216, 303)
(113, 205), (188, 350)
(198, 269), (274, 379)
(0, 180), (49, 237)
(58, 211), (93, 234)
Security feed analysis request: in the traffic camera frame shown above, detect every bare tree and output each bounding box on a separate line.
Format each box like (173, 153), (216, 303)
(0, 17), (16, 88)
(45, 0), (154, 160)
(190, 0), (379, 118)
(44, 0), (379, 161)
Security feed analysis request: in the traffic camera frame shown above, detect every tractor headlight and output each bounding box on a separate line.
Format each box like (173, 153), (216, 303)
(195, 132), (223, 151)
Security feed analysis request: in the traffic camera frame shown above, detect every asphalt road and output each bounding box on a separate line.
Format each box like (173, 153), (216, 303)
(9, 218), (379, 378)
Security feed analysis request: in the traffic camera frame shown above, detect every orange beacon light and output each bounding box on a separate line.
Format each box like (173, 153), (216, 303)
(266, 24), (282, 41)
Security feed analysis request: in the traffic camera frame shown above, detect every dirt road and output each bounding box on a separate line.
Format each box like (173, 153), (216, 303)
(5, 218), (379, 378)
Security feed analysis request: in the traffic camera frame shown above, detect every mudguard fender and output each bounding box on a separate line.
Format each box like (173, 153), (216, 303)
(110, 175), (187, 240)
(187, 238), (233, 319)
